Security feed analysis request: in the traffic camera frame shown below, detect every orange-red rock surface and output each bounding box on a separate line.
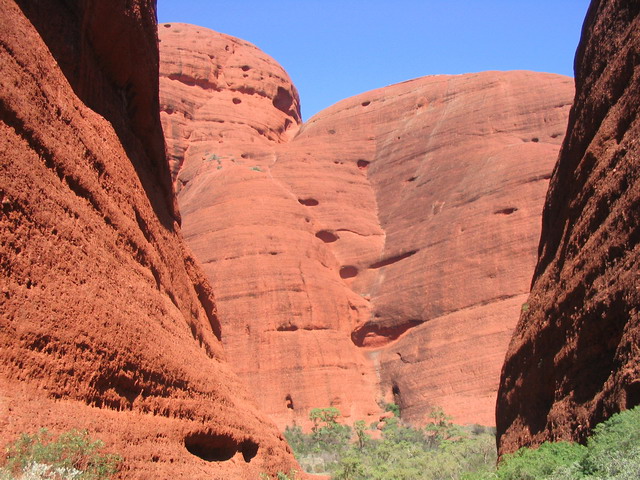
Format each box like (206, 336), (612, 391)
(0, 2), (299, 478)
(497, 0), (640, 455)
(160, 24), (574, 429)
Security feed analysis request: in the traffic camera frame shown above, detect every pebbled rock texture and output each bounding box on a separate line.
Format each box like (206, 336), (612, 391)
(497, 0), (640, 455)
(159, 24), (574, 429)
(0, 2), (299, 479)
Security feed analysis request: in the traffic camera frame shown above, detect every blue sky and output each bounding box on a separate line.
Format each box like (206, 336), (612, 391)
(157, 1), (591, 120)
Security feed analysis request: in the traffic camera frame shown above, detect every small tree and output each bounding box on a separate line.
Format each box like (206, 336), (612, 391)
(308, 407), (351, 451)
(309, 407), (341, 432)
(353, 420), (368, 450)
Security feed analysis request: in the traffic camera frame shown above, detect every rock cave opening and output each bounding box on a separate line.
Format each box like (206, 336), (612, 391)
(184, 432), (259, 463)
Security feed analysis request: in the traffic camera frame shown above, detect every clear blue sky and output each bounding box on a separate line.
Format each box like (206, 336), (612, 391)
(157, 1), (591, 120)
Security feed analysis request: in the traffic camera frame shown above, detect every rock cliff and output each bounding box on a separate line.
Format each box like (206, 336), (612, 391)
(159, 24), (574, 428)
(497, 0), (640, 455)
(0, 2), (298, 478)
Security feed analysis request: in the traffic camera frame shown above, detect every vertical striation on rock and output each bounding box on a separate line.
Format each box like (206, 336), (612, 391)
(497, 0), (640, 455)
(159, 24), (574, 429)
(0, 2), (299, 478)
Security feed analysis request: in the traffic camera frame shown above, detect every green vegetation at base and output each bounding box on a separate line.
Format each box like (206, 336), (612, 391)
(285, 405), (496, 479)
(0, 429), (121, 480)
(476, 405), (640, 480)
(284, 405), (640, 480)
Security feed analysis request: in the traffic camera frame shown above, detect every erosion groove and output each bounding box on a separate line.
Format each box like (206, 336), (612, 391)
(369, 250), (419, 269)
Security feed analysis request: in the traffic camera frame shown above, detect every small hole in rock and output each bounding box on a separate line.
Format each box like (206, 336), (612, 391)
(328, 129), (336, 135)
(316, 230), (339, 243)
(298, 198), (319, 206)
(241, 441), (259, 463)
(407, 176), (418, 182)
(276, 324), (298, 332)
(285, 394), (294, 410)
(494, 207), (518, 215)
(340, 266), (358, 279)
(163, 24), (171, 28)
(241, 65), (251, 71)
(241, 153), (249, 159)
(392, 384), (401, 397)
(232, 98), (241, 104)
(357, 160), (370, 169)
(361, 101), (371, 107)
(531, 137), (539, 142)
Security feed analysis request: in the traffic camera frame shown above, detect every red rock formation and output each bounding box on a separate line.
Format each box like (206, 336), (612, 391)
(497, 0), (640, 455)
(0, 2), (298, 478)
(160, 24), (574, 430)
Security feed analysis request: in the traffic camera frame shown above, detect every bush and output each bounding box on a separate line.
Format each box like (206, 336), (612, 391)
(285, 406), (497, 480)
(496, 441), (585, 480)
(494, 405), (640, 480)
(1, 429), (121, 480)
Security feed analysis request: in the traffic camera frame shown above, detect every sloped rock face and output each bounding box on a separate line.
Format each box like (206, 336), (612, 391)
(497, 0), (640, 455)
(0, 2), (298, 479)
(160, 24), (574, 428)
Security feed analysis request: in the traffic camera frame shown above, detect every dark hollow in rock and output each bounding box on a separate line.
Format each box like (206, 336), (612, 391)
(232, 98), (241, 105)
(276, 324), (298, 332)
(298, 198), (319, 206)
(357, 159), (370, 169)
(184, 432), (259, 464)
(241, 441), (259, 463)
(494, 207), (518, 215)
(315, 230), (339, 243)
(340, 265), (358, 279)
(285, 394), (294, 410)
(369, 250), (419, 269)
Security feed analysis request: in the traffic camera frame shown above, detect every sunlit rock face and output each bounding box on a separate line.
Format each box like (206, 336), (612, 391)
(0, 3), (299, 478)
(159, 23), (573, 429)
(497, 0), (640, 456)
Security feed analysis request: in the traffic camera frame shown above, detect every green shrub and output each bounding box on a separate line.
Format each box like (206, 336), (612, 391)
(496, 441), (585, 480)
(1, 429), (121, 480)
(285, 406), (496, 480)
(494, 405), (640, 480)
(578, 406), (640, 479)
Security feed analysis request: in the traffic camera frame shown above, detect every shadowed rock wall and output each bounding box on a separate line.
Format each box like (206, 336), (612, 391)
(497, 0), (640, 455)
(0, 2), (299, 478)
